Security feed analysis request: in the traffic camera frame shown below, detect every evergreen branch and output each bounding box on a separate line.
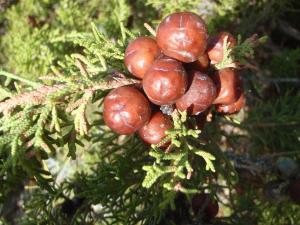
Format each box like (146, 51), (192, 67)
(215, 35), (236, 70)
(72, 91), (93, 135)
(0, 71), (42, 87)
(142, 111), (214, 192)
(50, 105), (60, 132)
(234, 34), (267, 60)
(0, 86), (14, 100)
(34, 106), (51, 153)
(66, 97), (87, 113)
(142, 165), (176, 188)
(0, 134), (14, 146)
(11, 137), (19, 168)
(193, 149), (216, 172)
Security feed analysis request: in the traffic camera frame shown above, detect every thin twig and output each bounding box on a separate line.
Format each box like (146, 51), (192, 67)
(246, 121), (299, 128)
(220, 120), (299, 128)
(74, 59), (89, 78)
(246, 75), (300, 83)
(261, 150), (300, 159)
(144, 23), (156, 37)
(88, 78), (140, 91)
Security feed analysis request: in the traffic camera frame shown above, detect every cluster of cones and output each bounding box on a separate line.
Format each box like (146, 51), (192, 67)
(103, 12), (244, 146)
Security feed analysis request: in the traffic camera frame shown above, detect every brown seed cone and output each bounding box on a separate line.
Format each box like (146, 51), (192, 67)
(138, 111), (173, 145)
(143, 57), (187, 105)
(216, 93), (245, 114)
(125, 37), (161, 79)
(176, 71), (216, 115)
(103, 86), (151, 135)
(192, 193), (219, 221)
(211, 68), (243, 105)
(207, 31), (237, 65)
(156, 12), (208, 63)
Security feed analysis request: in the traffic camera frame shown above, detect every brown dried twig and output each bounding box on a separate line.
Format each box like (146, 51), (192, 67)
(0, 84), (64, 115)
(0, 76), (140, 115)
(144, 23), (156, 37)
